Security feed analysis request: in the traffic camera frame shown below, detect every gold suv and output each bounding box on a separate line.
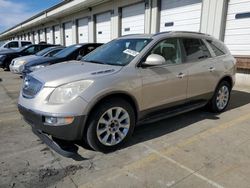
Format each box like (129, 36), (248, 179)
(18, 31), (236, 153)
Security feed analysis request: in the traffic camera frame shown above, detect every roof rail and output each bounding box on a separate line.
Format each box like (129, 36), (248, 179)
(120, 34), (143, 37)
(153, 31), (210, 36)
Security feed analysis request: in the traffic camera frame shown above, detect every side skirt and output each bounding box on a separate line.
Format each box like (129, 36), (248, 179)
(138, 101), (207, 125)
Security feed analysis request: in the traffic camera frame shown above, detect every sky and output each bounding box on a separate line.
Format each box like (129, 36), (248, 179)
(0, 0), (62, 33)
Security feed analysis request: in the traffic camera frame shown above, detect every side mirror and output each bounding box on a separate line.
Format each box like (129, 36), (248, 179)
(143, 54), (165, 66)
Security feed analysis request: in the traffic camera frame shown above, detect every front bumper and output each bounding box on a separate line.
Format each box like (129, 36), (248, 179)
(18, 104), (87, 141)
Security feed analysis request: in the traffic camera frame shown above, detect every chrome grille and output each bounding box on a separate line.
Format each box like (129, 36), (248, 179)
(22, 75), (43, 98)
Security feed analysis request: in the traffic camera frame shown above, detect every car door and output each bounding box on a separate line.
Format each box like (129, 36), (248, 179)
(139, 38), (188, 111)
(181, 38), (216, 101)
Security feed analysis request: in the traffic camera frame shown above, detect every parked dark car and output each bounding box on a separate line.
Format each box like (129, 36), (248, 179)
(9, 46), (65, 74)
(0, 44), (56, 70)
(22, 43), (103, 74)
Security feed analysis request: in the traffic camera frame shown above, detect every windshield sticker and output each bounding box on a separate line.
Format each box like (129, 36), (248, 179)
(123, 49), (139, 57)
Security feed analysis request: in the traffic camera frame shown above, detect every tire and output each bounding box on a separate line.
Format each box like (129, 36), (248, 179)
(208, 81), (231, 113)
(86, 98), (135, 153)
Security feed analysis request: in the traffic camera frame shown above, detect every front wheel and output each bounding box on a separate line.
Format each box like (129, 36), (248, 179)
(208, 81), (231, 113)
(86, 98), (135, 153)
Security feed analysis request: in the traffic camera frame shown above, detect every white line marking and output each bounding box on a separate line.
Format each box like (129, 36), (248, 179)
(143, 144), (224, 188)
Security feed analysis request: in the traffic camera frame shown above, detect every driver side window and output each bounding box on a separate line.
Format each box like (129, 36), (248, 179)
(24, 46), (35, 54)
(150, 38), (182, 65)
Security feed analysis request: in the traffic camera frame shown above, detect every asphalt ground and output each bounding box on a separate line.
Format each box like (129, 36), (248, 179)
(1, 69), (250, 188)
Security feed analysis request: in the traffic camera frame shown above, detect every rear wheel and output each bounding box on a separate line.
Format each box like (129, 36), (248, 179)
(86, 98), (135, 152)
(208, 81), (231, 113)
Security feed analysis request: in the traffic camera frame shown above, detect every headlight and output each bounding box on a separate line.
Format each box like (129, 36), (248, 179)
(15, 60), (26, 66)
(48, 80), (93, 104)
(29, 65), (46, 72)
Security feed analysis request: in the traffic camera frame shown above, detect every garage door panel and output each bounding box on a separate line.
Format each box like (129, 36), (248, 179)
(121, 3), (145, 36)
(226, 19), (250, 29)
(165, 24), (200, 32)
(39, 30), (45, 42)
(226, 45), (250, 51)
(64, 22), (73, 46)
(160, 0), (202, 32)
(228, 50), (250, 56)
(96, 12), (111, 43)
(46, 28), (53, 44)
(229, 0), (250, 4)
(224, 0), (250, 56)
(225, 35), (250, 44)
(78, 18), (89, 43)
(161, 3), (202, 15)
(34, 31), (39, 44)
(225, 28), (250, 35)
(161, 10), (201, 21)
(54, 25), (61, 45)
(227, 2), (250, 14)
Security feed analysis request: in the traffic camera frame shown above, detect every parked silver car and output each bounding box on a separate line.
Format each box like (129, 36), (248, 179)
(18, 31), (236, 153)
(9, 46), (65, 74)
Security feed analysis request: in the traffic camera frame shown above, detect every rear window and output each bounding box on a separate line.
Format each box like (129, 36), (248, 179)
(206, 40), (226, 56)
(182, 38), (211, 62)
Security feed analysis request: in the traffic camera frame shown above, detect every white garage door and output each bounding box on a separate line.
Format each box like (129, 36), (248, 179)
(78, 18), (89, 43)
(46, 28), (53, 44)
(39, 29), (45, 42)
(34, 31), (39, 44)
(96, 12), (111, 43)
(224, 0), (250, 56)
(54, 25), (61, 45)
(64, 22), (73, 46)
(160, 0), (202, 32)
(121, 3), (145, 35)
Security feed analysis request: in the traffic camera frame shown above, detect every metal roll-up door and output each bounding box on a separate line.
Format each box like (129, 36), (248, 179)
(224, 0), (250, 56)
(64, 22), (73, 46)
(34, 31), (39, 44)
(121, 3), (145, 35)
(46, 28), (53, 44)
(96, 12), (111, 43)
(39, 29), (45, 42)
(54, 25), (61, 45)
(160, 0), (202, 32)
(78, 18), (89, 43)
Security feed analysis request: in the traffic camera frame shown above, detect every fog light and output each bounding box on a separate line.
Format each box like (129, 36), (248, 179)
(44, 116), (74, 126)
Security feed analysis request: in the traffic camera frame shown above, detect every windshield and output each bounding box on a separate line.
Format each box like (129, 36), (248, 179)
(36, 47), (53, 56)
(82, 38), (152, 66)
(54, 45), (81, 58)
(17, 45), (30, 52)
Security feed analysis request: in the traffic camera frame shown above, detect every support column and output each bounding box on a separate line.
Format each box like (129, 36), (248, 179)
(200, 0), (228, 40)
(150, 0), (160, 34)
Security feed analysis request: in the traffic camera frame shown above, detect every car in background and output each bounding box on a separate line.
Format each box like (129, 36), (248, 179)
(9, 46), (65, 74)
(0, 44), (55, 70)
(0, 40), (32, 51)
(22, 43), (103, 74)
(18, 32), (236, 153)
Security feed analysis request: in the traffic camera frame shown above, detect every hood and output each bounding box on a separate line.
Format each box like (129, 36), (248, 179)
(0, 49), (18, 55)
(31, 61), (123, 87)
(14, 55), (36, 63)
(25, 56), (58, 67)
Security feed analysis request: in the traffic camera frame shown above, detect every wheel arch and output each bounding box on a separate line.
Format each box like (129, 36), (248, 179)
(217, 75), (233, 90)
(82, 91), (140, 137)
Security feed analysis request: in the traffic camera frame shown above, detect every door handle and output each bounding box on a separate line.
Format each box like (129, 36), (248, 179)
(177, 72), (185, 78)
(209, 67), (215, 72)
